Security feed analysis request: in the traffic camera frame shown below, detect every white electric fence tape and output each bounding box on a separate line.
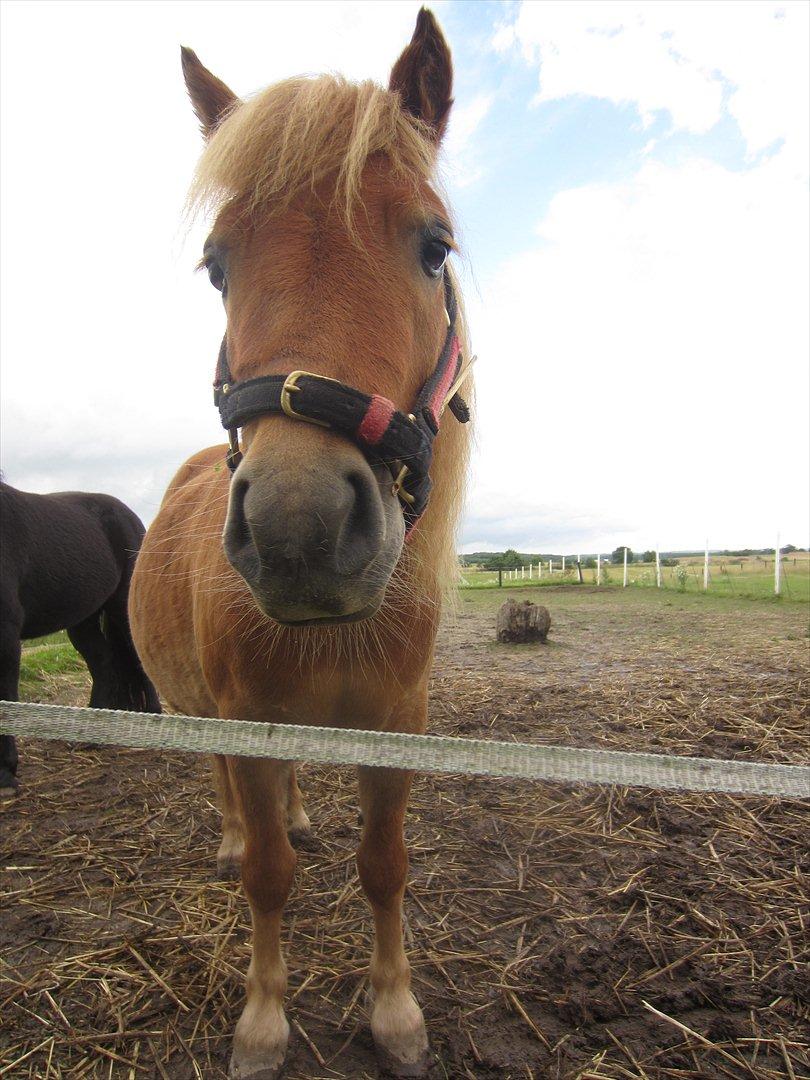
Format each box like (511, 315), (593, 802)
(2, 701), (808, 798)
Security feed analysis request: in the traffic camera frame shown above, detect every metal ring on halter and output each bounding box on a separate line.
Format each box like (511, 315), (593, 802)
(440, 355), (477, 417)
(226, 428), (243, 470)
(391, 464), (416, 505)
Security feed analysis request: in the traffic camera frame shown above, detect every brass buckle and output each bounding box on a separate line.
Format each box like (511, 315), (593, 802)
(391, 464), (416, 506)
(440, 354), (477, 416)
(280, 370), (339, 428)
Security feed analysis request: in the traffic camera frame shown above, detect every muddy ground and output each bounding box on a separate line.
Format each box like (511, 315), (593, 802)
(1, 587), (808, 1079)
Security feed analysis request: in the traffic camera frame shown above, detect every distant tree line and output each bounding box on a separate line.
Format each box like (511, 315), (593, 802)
(716, 545), (802, 556)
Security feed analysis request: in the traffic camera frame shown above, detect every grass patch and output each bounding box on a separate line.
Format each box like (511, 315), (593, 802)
(18, 642), (85, 697)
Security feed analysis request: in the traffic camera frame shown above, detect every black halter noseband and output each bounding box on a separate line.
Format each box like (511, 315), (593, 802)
(213, 272), (472, 535)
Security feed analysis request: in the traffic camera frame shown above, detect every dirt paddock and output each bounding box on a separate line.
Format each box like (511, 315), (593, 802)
(2, 587), (808, 1079)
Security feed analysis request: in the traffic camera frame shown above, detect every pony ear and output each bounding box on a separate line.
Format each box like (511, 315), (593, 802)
(389, 8), (453, 143)
(180, 46), (239, 138)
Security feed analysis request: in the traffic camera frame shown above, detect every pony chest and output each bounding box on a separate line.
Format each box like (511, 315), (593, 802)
(203, 643), (413, 728)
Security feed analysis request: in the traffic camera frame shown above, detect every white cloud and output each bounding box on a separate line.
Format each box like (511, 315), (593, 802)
(495, 1), (809, 173)
(463, 0), (810, 552)
(466, 150), (809, 551)
(443, 93), (494, 188)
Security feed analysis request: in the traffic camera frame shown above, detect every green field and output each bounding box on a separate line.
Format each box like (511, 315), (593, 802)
(460, 554), (810, 604)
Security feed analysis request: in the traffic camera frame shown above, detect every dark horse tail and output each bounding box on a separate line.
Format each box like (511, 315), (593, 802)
(86, 500), (162, 715)
(97, 606), (162, 713)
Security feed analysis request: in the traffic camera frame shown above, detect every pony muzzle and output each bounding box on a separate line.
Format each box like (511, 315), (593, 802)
(222, 441), (404, 624)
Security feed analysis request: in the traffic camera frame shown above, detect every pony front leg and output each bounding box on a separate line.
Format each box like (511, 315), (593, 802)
(212, 754), (245, 879)
(357, 765), (430, 1078)
(229, 757), (296, 1080)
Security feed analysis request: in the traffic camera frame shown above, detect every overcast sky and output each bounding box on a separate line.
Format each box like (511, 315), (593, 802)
(1, 0), (808, 555)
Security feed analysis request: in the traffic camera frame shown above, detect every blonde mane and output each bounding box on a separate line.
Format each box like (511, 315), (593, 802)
(190, 74), (472, 608)
(189, 76), (436, 223)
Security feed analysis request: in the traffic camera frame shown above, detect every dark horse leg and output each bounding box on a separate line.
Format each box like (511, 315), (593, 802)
(0, 622), (22, 797)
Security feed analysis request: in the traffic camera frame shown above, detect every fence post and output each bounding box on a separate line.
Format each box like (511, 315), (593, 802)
(775, 533), (781, 596)
(597, 554), (601, 585)
(562, 555), (566, 574)
(548, 559), (552, 574)
(538, 562), (542, 578)
(623, 546), (628, 587)
(498, 569), (503, 588)
(703, 539), (710, 591)
(655, 547), (662, 589)
(577, 557), (584, 584)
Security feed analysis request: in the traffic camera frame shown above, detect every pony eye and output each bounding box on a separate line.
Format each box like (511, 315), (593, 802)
(206, 258), (226, 293)
(421, 237), (450, 278)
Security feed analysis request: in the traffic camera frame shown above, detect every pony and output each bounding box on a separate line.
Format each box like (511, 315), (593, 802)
(129, 10), (472, 1077)
(0, 481), (161, 796)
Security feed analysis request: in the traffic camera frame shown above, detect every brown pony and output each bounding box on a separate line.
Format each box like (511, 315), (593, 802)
(129, 10), (472, 1078)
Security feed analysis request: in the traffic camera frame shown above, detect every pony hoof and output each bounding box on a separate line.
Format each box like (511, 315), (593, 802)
(288, 826), (316, 851)
(228, 1063), (283, 1080)
(216, 858), (242, 881)
(229, 1046), (287, 1080)
(375, 1044), (432, 1078)
(371, 992), (430, 1078)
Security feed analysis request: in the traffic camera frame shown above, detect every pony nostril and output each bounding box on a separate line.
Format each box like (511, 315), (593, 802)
(223, 477), (260, 582)
(228, 477), (250, 543)
(346, 468), (377, 523)
(334, 468), (385, 575)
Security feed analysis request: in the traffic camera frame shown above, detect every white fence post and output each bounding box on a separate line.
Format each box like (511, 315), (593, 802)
(775, 532), (781, 596)
(597, 554), (601, 585)
(537, 562), (542, 578)
(548, 559), (552, 574)
(703, 539), (710, 591)
(623, 547), (628, 588)
(655, 546), (662, 589)
(562, 555), (566, 574)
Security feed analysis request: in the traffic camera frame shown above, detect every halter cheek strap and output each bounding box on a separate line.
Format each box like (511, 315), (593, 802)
(213, 272), (472, 534)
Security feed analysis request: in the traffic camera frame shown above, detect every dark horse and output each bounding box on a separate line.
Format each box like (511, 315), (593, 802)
(0, 481), (161, 795)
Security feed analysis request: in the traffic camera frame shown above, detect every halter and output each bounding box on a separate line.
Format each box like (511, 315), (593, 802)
(213, 272), (473, 534)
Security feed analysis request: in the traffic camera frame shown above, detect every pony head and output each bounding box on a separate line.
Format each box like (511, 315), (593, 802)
(183, 10), (463, 626)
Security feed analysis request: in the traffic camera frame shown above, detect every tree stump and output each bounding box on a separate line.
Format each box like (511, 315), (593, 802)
(496, 599), (551, 644)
